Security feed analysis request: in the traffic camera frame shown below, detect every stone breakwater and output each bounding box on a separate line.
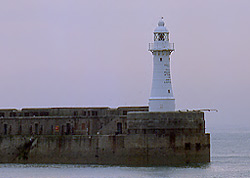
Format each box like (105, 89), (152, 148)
(0, 107), (210, 166)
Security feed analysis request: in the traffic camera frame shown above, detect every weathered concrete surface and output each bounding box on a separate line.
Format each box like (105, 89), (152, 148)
(127, 111), (204, 130)
(0, 107), (148, 136)
(0, 133), (210, 166)
(0, 109), (210, 166)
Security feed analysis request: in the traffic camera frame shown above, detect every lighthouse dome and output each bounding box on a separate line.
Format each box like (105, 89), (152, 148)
(158, 19), (165, 26)
(154, 18), (169, 33)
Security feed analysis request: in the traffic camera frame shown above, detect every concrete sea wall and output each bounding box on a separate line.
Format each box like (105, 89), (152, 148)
(0, 133), (210, 166)
(0, 108), (210, 166)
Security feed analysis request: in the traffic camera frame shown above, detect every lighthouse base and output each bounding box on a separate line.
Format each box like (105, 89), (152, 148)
(149, 97), (175, 112)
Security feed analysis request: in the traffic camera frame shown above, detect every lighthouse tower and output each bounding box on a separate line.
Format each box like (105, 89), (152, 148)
(148, 18), (175, 112)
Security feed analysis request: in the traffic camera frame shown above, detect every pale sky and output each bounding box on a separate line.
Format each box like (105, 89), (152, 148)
(0, 0), (250, 130)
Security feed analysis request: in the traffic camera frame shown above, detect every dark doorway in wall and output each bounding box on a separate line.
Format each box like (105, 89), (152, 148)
(123, 110), (127, 115)
(66, 123), (71, 135)
(117, 123), (122, 134)
(185, 143), (191, 150)
(170, 132), (175, 149)
(51, 125), (54, 135)
(18, 125), (22, 135)
(35, 123), (39, 135)
(9, 125), (12, 135)
(40, 112), (49, 116)
(10, 112), (16, 117)
(0, 112), (5, 117)
(61, 125), (65, 135)
(30, 125), (33, 135)
(196, 143), (201, 151)
(40, 125), (43, 135)
(74, 111), (78, 116)
(4, 124), (7, 135)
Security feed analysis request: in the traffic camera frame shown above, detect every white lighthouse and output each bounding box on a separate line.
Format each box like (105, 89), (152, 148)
(148, 18), (175, 112)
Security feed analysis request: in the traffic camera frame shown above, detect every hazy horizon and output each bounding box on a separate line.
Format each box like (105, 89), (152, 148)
(0, 0), (250, 130)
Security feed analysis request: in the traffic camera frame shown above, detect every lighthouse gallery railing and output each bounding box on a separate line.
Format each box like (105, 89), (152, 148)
(148, 43), (174, 51)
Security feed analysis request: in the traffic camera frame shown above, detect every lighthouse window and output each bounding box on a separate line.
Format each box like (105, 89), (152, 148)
(168, 90), (171, 93)
(154, 34), (157, 41)
(158, 33), (165, 41)
(160, 58), (162, 62)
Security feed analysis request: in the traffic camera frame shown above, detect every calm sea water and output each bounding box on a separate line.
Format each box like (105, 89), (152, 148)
(0, 128), (249, 178)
